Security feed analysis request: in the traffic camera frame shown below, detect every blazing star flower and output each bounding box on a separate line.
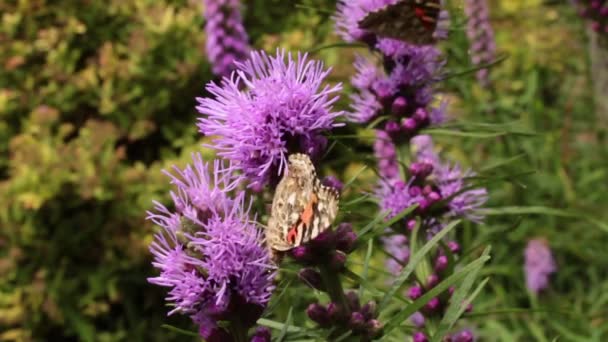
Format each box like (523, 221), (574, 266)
(147, 154), (275, 337)
(196, 49), (343, 188)
(347, 46), (444, 126)
(202, 0), (250, 77)
(524, 238), (556, 294)
(377, 135), (487, 228)
(464, 0), (497, 87)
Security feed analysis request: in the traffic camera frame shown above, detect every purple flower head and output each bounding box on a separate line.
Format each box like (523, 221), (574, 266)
(347, 46), (444, 127)
(524, 238), (556, 294)
(197, 49), (343, 188)
(147, 154), (275, 333)
(377, 135), (487, 227)
(464, 0), (497, 87)
(202, 0), (250, 77)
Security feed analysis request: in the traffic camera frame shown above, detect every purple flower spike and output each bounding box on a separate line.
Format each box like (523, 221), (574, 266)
(197, 49), (343, 187)
(524, 238), (557, 294)
(464, 0), (497, 87)
(202, 0), (250, 77)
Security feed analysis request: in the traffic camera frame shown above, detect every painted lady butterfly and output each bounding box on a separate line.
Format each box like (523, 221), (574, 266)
(266, 153), (340, 252)
(358, 0), (442, 46)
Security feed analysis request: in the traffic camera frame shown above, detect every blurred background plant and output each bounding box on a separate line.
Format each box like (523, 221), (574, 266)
(0, 0), (607, 341)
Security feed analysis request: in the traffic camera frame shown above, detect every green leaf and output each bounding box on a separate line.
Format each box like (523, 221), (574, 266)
(357, 204), (418, 243)
(257, 318), (303, 333)
(432, 241), (491, 342)
(479, 206), (608, 233)
(161, 324), (199, 337)
(359, 239), (374, 298)
(378, 220), (461, 311)
(382, 253), (490, 335)
(278, 308), (293, 342)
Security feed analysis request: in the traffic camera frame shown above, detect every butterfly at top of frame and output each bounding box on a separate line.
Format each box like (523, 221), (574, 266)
(358, 0), (443, 46)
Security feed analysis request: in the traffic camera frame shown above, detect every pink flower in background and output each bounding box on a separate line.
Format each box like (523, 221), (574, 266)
(524, 238), (557, 294)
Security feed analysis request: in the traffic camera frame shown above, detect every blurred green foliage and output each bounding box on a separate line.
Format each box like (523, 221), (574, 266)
(1, 0), (607, 341)
(0, 0), (209, 340)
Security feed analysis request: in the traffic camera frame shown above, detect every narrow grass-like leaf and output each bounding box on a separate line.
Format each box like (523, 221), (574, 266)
(480, 153), (527, 172)
(432, 247), (491, 341)
(378, 220), (461, 311)
(277, 307), (293, 342)
(383, 253), (490, 335)
(432, 275), (490, 341)
(342, 165), (368, 190)
(357, 205), (419, 243)
(257, 318), (303, 333)
(307, 42), (367, 54)
(479, 206), (608, 233)
(161, 324), (198, 337)
(359, 239), (374, 298)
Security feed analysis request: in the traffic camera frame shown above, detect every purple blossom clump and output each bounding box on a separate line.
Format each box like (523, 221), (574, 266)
(196, 49), (343, 188)
(524, 238), (557, 294)
(377, 135), (488, 230)
(464, 0), (497, 87)
(572, 0), (608, 34)
(202, 0), (250, 77)
(147, 153), (275, 337)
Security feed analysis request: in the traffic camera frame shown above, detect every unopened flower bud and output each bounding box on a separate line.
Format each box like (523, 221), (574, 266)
(408, 285), (423, 300)
(448, 241), (461, 254)
(250, 327), (271, 342)
(425, 297), (441, 312)
(349, 311), (367, 331)
(298, 268), (325, 291)
(452, 330), (475, 342)
(291, 246), (312, 262)
(345, 291), (361, 311)
(330, 250), (347, 269)
(361, 300), (378, 320)
(426, 274), (439, 288)
(414, 108), (429, 123)
(326, 302), (346, 323)
(367, 319), (384, 339)
(413, 331), (429, 342)
(307, 303), (330, 327)
(335, 223), (357, 253)
(391, 97), (408, 115)
(435, 255), (449, 272)
(322, 175), (343, 193)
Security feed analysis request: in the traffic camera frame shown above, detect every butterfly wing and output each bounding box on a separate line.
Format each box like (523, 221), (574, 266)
(266, 154), (340, 252)
(267, 154), (315, 251)
(358, 0), (441, 45)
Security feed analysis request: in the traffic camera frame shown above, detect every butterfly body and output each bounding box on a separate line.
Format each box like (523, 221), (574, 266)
(358, 0), (441, 45)
(266, 154), (339, 252)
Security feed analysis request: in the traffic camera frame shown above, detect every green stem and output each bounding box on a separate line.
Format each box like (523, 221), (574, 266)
(228, 315), (248, 342)
(318, 264), (350, 318)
